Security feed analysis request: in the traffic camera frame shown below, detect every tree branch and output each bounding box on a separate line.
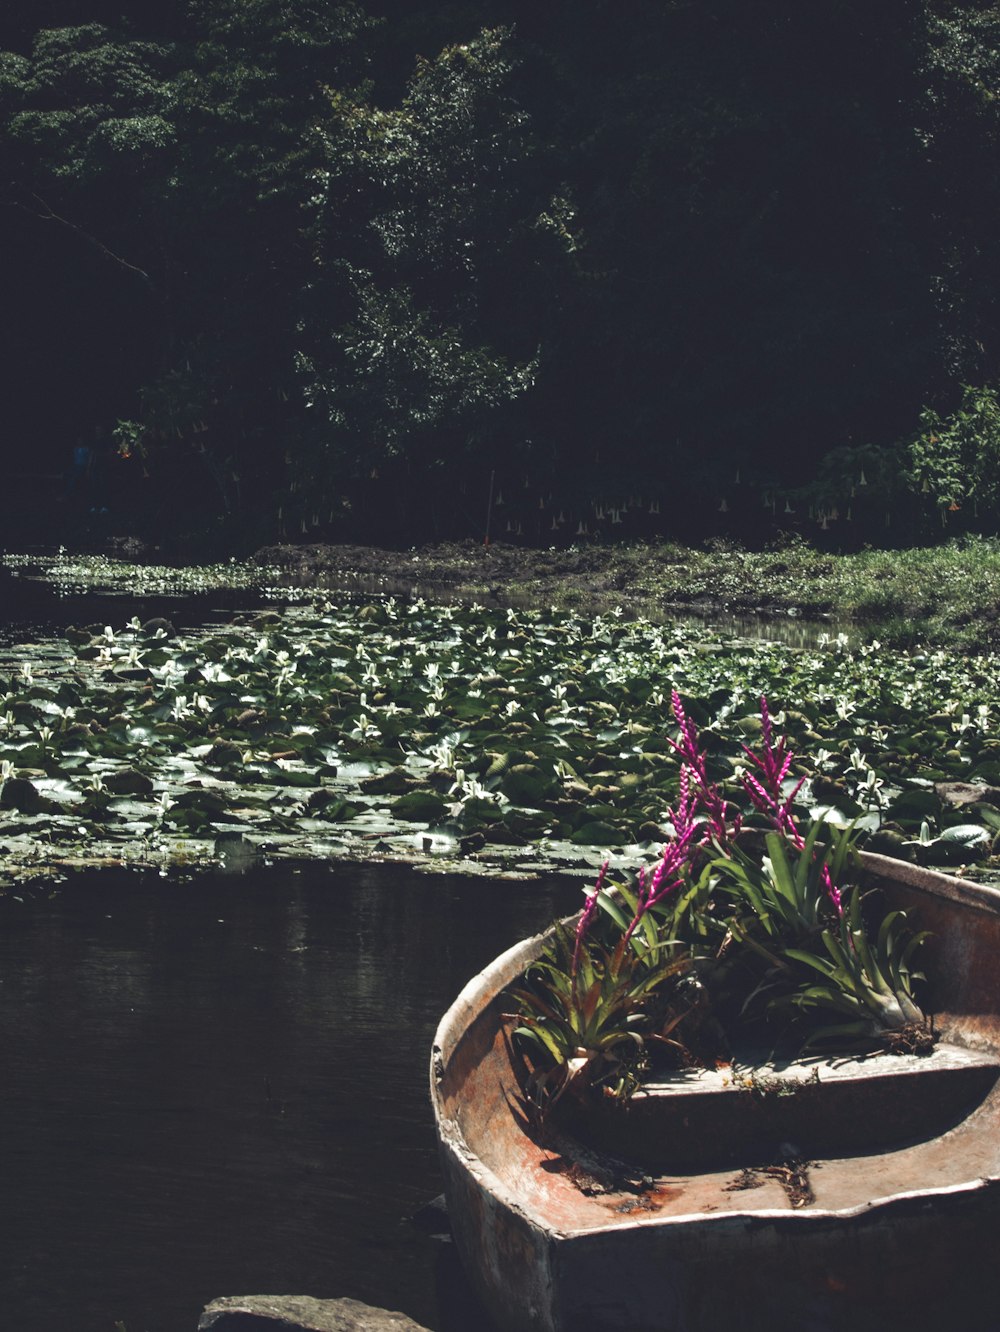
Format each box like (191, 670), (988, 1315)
(14, 191), (158, 293)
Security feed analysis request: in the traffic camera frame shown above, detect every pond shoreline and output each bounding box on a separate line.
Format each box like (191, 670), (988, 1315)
(9, 536), (1000, 647)
(252, 536), (1000, 648)
(252, 538), (828, 621)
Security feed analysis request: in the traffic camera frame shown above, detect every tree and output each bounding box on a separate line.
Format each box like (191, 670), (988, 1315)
(294, 26), (572, 535)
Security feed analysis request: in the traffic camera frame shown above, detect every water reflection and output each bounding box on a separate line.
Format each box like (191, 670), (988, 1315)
(0, 564), (853, 652)
(0, 862), (580, 1332)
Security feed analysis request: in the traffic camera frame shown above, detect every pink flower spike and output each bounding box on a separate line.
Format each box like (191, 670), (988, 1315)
(822, 864), (843, 918)
(572, 859), (609, 976)
(760, 696), (773, 749)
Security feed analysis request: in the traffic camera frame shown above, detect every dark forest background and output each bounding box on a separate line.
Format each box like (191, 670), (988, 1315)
(2, 0), (1000, 552)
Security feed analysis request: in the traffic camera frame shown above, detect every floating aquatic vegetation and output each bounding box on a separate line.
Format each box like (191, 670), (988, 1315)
(0, 594), (998, 888)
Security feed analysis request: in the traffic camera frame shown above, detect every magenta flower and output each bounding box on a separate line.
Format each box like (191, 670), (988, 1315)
(821, 863), (844, 919)
(740, 695), (805, 848)
(667, 689), (738, 847)
(623, 835), (690, 944)
(572, 859), (609, 978)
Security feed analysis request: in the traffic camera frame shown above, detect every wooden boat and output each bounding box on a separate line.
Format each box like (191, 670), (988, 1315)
(430, 854), (1000, 1331)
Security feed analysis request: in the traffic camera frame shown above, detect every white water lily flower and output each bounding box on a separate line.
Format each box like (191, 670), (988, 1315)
(349, 714), (381, 740)
(430, 741), (456, 770)
(0, 759), (15, 782)
(159, 659), (185, 687)
(19, 662), (33, 685)
(862, 767), (889, 804)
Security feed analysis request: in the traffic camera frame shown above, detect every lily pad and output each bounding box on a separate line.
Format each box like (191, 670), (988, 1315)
(390, 790), (449, 822)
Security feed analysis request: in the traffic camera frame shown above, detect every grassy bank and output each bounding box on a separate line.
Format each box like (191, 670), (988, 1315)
(7, 535), (1000, 647)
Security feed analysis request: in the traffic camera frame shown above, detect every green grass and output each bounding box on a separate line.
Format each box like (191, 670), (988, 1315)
(8, 536), (1000, 648)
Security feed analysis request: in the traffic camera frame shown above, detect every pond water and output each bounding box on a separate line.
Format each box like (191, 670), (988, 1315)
(0, 567), (264, 647)
(0, 860), (580, 1332)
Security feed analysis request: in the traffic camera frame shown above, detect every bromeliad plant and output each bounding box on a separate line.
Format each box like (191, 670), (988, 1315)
(513, 692), (934, 1107)
(511, 866), (694, 1113)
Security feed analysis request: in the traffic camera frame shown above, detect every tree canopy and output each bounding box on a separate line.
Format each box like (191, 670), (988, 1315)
(2, 1), (999, 549)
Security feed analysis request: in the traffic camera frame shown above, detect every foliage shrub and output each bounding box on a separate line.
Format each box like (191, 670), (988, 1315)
(906, 384), (1000, 529)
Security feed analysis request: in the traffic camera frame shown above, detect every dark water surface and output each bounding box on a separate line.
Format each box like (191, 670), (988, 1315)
(0, 567), (263, 646)
(0, 862), (580, 1332)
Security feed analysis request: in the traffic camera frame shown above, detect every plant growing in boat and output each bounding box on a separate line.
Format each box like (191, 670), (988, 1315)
(511, 903), (693, 1111)
(716, 826), (932, 1051)
(771, 886), (932, 1051)
(513, 693), (934, 1108)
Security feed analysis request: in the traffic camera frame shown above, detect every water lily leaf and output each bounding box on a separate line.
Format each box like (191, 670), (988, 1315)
(103, 768), (154, 795)
(390, 790), (448, 822)
(569, 819), (626, 845)
(359, 768), (412, 795)
(457, 796), (504, 826)
(500, 763), (556, 806)
(0, 776), (42, 811)
(205, 740), (244, 768)
(968, 802), (1000, 833)
(886, 788), (942, 822)
(938, 823), (992, 848)
(920, 823), (991, 865)
(309, 797), (361, 822)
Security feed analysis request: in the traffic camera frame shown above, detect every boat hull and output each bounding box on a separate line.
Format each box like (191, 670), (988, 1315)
(431, 855), (1000, 1331)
